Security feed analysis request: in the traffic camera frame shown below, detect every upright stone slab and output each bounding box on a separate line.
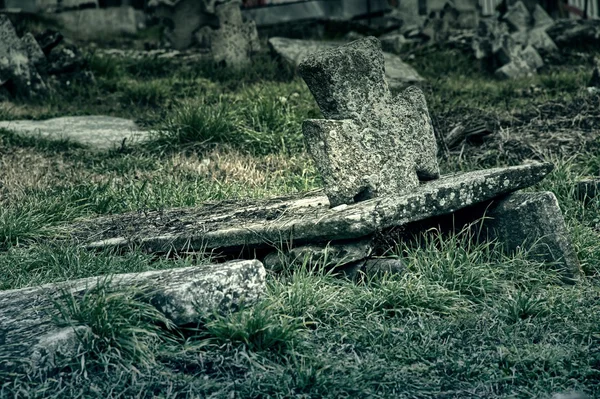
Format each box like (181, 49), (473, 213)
(195, 0), (260, 67)
(0, 15), (47, 97)
(483, 191), (580, 281)
(298, 37), (439, 207)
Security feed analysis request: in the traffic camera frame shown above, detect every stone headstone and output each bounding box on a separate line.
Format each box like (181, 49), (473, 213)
(0, 116), (150, 150)
(49, 7), (139, 40)
(483, 191), (580, 282)
(267, 36), (424, 90)
(532, 4), (554, 29)
(503, 1), (531, 32)
(0, 15), (48, 98)
(297, 37), (439, 207)
(194, 0), (260, 67)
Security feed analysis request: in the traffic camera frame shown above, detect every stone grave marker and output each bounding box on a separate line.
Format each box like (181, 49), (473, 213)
(298, 36), (439, 207)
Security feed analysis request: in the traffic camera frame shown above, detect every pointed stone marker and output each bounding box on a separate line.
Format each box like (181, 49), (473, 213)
(298, 36), (439, 207)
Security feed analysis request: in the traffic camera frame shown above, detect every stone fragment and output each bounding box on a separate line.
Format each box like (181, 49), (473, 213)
(20, 33), (47, 69)
(362, 258), (405, 276)
(298, 37), (438, 207)
(0, 116), (150, 150)
(532, 4), (554, 29)
(0, 15), (47, 97)
(503, 1), (531, 32)
(495, 45), (542, 79)
(0, 260), (266, 373)
(194, 0), (260, 67)
(483, 191), (580, 281)
(69, 163), (554, 254)
(527, 28), (558, 52)
(49, 7), (139, 40)
(267, 36), (424, 90)
(263, 240), (372, 271)
(149, 0), (218, 50)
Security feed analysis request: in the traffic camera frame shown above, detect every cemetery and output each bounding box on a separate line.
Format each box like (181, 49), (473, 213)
(0, 0), (600, 397)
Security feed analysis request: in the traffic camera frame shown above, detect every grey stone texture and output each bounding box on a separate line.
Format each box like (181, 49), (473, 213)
(49, 7), (139, 40)
(503, 1), (531, 32)
(532, 4), (554, 29)
(194, 0), (260, 67)
(267, 36), (424, 90)
(0, 116), (150, 150)
(263, 240), (372, 271)
(69, 163), (554, 254)
(0, 15), (48, 97)
(0, 260), (266, 373)
(575, 179), (600, 202)
(298, 37), (438, 207)
(483, 191), (580, 281)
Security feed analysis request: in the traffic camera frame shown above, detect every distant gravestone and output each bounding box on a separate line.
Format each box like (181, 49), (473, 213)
(298, 37), (439, 207)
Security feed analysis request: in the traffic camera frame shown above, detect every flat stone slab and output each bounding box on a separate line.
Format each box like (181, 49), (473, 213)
(267, 36), (424, 89)
(68, 163), (553, 253)
(0, 116), (150, 150)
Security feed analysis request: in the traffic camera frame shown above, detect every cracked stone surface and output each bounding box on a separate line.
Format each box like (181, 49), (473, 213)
(67, 163), (553, 254)
(298, 36), (439, 207)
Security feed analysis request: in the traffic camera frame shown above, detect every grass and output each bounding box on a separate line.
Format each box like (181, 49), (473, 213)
(1, 39), (600, 397)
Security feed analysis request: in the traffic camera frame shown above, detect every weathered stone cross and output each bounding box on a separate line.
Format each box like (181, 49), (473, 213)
(298, 36), (440, 207)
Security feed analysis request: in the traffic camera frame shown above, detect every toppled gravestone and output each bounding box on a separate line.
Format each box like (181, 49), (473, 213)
(64, 37), (575, 280)
(150, 0), (260, 66)
(0, 116), (150, 150)
(297, 37), (439, 206)
(0, 260), (266, 373)
(0, 16), (93, 99)
(194, 0), (260, 67)
(473, 2), (557, 79)
(268, 36), (424, 90)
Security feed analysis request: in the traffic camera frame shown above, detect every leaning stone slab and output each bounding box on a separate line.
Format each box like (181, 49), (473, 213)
(0, 260), (266, 373)
(0, 116), (150, 150)
(267, 36), (424, 90)
(483, 191), (580, 281)
(298, 37), (439, 207)
(69, 163), (553, 254)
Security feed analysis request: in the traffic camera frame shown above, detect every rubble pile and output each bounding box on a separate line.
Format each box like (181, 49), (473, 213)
(472, 1), (557, 79)
(0, 16), (93, 99)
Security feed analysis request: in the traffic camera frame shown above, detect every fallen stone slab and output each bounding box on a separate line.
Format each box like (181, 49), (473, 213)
(0, 116), (150, 150)
(267, 36), (424, 89)
(0, 259), (266, 373)
(482, 191), (580, 281)
(298, 37), (439, 207)
(68, 163), (553, 254)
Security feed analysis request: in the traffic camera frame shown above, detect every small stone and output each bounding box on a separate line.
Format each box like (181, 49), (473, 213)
(298, 37), (438, 207)
(575, 178), (600, 202)
(362, 258), (405, 276)
(532, 4), (554, 29)
(503, 1), (531, 32)
(527, 28), (558, 52)
(378, 32), (408, 54)
(483, 191), (580, 282)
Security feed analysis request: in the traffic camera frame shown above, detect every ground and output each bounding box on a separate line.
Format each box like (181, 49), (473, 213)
(1, 25), (600, 398)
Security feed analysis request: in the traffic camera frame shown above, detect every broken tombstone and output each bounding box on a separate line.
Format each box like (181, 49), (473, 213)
(194, 0), (260, 67)
(0, 15), (48, 98)
(0, 259), (266, 374)
(59, 37), (573, 282)
(267, 36), (424, 90)
(297, 36), (439, 207)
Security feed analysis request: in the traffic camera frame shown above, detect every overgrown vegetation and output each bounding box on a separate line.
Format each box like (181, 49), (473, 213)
(1, 40), (600, 398)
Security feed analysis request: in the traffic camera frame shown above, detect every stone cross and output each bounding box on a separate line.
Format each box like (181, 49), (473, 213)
(298, 36), (440, 207)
